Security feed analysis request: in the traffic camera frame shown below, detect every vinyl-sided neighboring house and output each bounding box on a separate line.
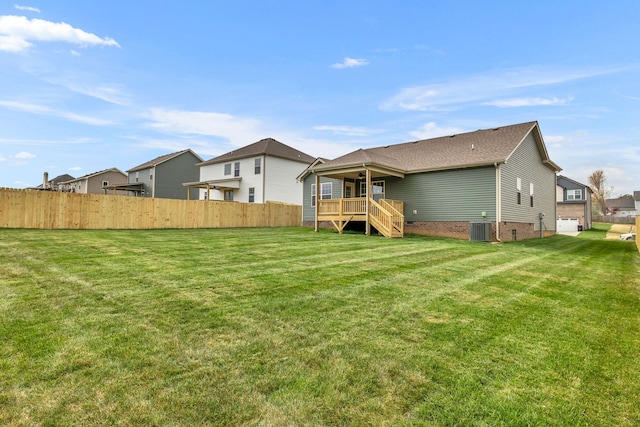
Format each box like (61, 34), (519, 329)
(556, 175), (592, 231)
(108, 149), (203, 199)
(60, 168), (127, 195)
(187, 138), (315, 204)
(298, 121), (562, 241)
(606, 197), (637, 217)
(32, 173), (75, 191)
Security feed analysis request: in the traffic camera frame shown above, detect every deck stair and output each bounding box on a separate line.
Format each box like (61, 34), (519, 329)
(318, 197), (404, 238)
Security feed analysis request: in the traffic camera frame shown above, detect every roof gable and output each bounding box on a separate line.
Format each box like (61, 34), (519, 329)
(199, 138), (315, 166)
(61, 168), (126, 183)
(128, 149), (203, 173)
(557, 175), (591, 192)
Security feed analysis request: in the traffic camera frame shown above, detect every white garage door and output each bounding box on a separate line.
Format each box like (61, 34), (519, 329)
(557, 218), (579, 232)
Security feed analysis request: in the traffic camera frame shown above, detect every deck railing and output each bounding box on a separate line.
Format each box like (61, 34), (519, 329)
(379, 199), (404, 236)
(318, 197), (367, 216)
(318, 197), (404, 237)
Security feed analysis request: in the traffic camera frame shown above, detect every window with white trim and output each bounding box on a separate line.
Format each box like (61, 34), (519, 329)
(224, 190), (234, 201)
(311, 182), (332, 207)
(360, 180), (385, 198)
(254, 158), (261, 174)
(249, 187), (255, 203)
(321, 182), (332, 200)
(567, 189), (582, 200)
(530, 182), (534, 207)
(516, 177), (522, 205)
(234, 162), (240, 177)
(224, 163), (231, 175)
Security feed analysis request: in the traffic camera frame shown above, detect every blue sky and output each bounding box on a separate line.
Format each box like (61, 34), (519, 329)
(1, 1), (639, 195)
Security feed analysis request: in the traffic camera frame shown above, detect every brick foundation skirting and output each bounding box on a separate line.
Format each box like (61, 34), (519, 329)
(304, 220), (553, 241)
(405, 221), (476, 240)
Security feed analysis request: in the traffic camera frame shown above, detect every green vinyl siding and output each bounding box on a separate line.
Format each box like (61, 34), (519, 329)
(500, 133), (557, 231)
(302, 175), (343, 221)
(386, 166), (496, 222)
(155, 152), (201, 200)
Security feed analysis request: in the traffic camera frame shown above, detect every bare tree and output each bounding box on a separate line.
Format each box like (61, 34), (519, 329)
(588, 169), (614, 215)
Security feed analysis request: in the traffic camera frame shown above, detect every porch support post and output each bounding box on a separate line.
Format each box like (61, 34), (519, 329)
(314, 174), (320, 232)
(365, 168), (371, 236)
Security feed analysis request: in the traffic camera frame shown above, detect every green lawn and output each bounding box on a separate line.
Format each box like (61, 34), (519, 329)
(1, 227), (639, 426)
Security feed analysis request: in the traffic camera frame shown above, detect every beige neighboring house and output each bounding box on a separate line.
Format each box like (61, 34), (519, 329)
(60, 168), (128, 195)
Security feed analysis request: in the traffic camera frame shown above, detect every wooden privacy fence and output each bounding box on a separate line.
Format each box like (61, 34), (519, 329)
(637, 216), (639, 253)
(0, 188), (302, 230)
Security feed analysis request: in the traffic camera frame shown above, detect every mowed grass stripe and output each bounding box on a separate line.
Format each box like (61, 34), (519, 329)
(0, 228), (639, 426)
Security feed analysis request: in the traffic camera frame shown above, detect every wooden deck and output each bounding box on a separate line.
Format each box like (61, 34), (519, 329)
(317, 198), (404, 238)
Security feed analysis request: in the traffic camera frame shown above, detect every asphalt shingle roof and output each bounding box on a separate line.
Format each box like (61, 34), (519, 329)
(313, 121), (559, 174)
(127, 149), (203, 173)
(199, 138), (315, 166)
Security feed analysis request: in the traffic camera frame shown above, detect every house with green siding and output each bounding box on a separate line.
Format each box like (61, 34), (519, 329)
(105, 149), (203, 199)
(298, 121), (561, 241)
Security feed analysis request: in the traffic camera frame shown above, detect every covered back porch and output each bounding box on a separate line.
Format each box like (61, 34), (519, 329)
(312, 162), (405, 238)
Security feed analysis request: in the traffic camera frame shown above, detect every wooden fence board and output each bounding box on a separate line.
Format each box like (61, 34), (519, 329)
(0, 188), (302, 230)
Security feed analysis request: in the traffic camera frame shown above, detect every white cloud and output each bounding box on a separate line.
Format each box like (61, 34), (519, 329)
(0, 15), (120, 52)
(14, 4), (41, 13)
(408, 122), (467, 140)
(0, 100), (114, 126)
(485, 97), (573, 108)
(145, 108), (267, 147)
(314, 125), (381, 136)
(65, 83), (130, 105)
(15, 151), (35, 159)
(68, 166), (82, 171)
(331, 57), (369, 69)
(381, 67), (619, 111)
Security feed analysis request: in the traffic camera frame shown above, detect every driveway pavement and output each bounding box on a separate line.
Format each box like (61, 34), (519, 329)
(557, 231), (581, 237)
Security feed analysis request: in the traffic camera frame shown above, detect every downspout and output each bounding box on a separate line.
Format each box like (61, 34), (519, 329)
(314, 174), (320, 232)
(495, 162), (502, 242)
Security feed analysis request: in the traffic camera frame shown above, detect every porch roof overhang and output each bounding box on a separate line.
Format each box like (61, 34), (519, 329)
(102, 182), (144, 193)
(182, 177), (242, 191)
(311, 163), (405, 180)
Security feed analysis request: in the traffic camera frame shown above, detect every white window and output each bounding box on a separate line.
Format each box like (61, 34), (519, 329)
(102, 181), (109, 187)
(530, 182), (534, 195)
(360, 181), (385, 198)
(254, 158), (261, 174)
(311, 182), (332, 207)
(224, 164), (231, 175)
(567, 189), (582, 200)
(516, 177), (522, 191)
(234, 162), (240, 177)
(224, 190), (234, 201)
(249, 187), (255, 203)
(135, 171), (140, 182)
(321, 182), (332, 200)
